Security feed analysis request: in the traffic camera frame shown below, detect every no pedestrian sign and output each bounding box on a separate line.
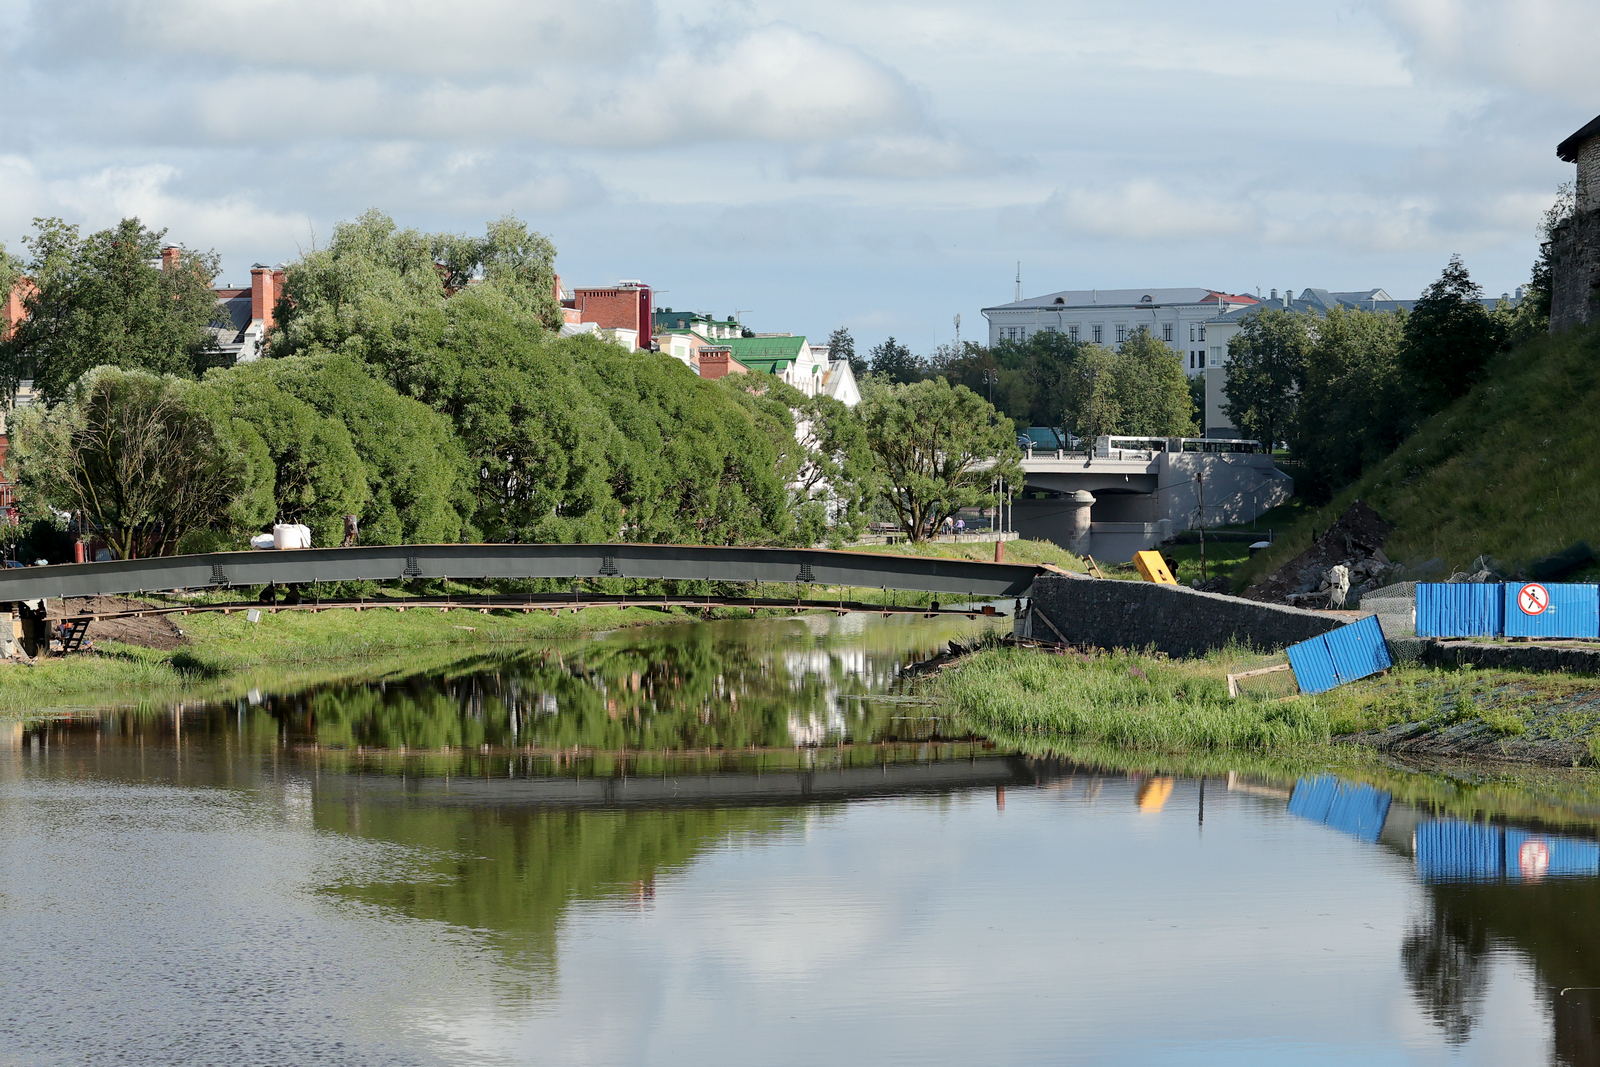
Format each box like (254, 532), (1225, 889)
(1518, 583), (1550, 616)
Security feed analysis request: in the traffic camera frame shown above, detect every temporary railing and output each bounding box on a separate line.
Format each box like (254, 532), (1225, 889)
(0, 542), (1046, 603)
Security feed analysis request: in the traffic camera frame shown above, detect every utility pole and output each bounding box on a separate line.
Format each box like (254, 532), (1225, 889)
(1196, 472), (1207, 582)
(1015, 262), (1022, 302)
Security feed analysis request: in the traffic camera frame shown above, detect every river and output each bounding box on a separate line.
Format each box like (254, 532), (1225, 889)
(4, 612), (1600, 1065)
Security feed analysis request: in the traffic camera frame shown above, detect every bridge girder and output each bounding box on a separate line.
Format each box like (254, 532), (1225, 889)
(0, 543), (1042, 601)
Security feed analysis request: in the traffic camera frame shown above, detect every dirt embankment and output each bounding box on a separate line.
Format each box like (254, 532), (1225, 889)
(61, 597), (187, 651)
(1243, 500), (1395, 604)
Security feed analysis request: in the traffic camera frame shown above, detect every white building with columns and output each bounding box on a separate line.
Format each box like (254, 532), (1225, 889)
(980, 287), (1259, 377)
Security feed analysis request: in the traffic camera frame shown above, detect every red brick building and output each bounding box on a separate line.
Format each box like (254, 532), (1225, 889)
(564, 281), (653, 350)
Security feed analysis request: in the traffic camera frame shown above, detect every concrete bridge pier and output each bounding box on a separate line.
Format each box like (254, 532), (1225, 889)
(1064, 490), (1094, 555)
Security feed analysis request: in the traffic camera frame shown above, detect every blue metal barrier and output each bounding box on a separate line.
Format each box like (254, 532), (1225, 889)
(1503, 581), (1600, 639)
(1416, 582), (1502, 638)
(1286, 614), (1393, 694)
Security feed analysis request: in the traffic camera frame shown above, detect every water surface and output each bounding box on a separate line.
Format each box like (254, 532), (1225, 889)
(4, 613), (1600, 1065)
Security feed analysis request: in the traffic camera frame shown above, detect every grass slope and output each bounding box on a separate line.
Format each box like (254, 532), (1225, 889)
(932, 644), (1600, 765)
(0, 603), (693, 716)
(1236, 324), (1600, 586)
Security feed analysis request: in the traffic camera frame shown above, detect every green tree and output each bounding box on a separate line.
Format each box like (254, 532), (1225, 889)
(1525, 182), (1575, 332)
(722, 374), (872, 544)
(195, 363), (371, 546)
(859, 378), (1022, 541)
(0, 218), (226, 402)
(1291, 306), (1408, 496)
(1059, 346), (1123, 439)
(868, 336), (922, 384)
(6, 366), (272, 558)
(828, 327), (865, 378)
(1223, 309), (1311, 448)
(1113, 327), (1195, 436)
(200, 354), (473, 544)
(1400, 255), (1505, 417)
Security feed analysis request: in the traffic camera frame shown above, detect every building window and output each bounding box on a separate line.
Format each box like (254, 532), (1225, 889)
(1198, 325), (1207, 342)
(1189, 323), (1197, 342)
(1162, 323), (1173, 342)
(1188, 352), (1194, 369)
(1092, 325), (1102, 344)
(1115, 324), (1127, 343)
(1068, 325), (1079, 342)
(1209, 347), (1221, 367)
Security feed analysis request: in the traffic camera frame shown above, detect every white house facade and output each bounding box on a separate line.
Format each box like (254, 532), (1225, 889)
(980, 287), (1259, 377)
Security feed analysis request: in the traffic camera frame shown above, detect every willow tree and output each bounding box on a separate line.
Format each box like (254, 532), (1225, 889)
(5, 367), (272, 558)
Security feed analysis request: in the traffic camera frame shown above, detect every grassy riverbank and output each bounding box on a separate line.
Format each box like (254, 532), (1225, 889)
(932, 644), (1600, 767)
(0, 602), (703, 715)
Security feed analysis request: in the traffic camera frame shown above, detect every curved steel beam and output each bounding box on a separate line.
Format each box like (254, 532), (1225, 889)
(0, 543), (1042, 601)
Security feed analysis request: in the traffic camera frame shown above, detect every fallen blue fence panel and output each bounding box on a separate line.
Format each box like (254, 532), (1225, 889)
(1288, 777), (1392, 843)
(1416, 820), (1600, 882)
(1286, 614), (1393, 694)
(1416, 582), (1503, 638)
(1503, 582), (1600, 639)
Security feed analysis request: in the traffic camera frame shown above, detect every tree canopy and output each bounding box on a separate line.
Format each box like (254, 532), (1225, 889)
(1223, 309), (1311, 448)
(0, 218), (226, 403)
(6, 366), (272, 559)
(858, 378), (1021, 542)
(1400, 254), (1504, 417)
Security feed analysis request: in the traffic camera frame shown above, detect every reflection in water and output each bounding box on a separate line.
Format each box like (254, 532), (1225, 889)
(1284, 774), (1600, 1062)
(11, 611), (1600, 1063)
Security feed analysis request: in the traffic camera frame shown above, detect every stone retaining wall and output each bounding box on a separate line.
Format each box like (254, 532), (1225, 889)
(1025, 573), (1348, 658)
(1423, 641), (1600, 674)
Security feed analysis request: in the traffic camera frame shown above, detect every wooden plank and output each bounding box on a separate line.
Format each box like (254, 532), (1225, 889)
(1033, 607), (1069, 645)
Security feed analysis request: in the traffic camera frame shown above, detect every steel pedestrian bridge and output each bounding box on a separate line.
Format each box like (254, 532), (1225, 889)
(0, 542), (1047, 603)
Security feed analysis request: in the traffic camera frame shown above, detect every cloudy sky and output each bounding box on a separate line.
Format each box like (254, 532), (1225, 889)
(1, 0), (1594, 351)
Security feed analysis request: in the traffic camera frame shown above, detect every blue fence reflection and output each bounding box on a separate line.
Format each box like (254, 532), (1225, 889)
(1288, 777), (1392, 843)
(1288, 776), (1600, 883)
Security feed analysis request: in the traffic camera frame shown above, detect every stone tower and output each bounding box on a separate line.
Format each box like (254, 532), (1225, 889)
(1551, 115), (1600, 332)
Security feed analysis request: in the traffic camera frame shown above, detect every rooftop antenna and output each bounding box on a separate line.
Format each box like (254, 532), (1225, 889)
(1015, 262), (1022, 302)
(733, 309), (753, 324)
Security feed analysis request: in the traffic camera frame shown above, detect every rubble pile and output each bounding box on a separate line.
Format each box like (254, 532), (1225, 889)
(1243, 500), (1400, 608)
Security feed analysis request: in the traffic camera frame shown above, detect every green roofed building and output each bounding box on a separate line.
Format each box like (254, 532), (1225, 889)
(651, 308), (743, 340)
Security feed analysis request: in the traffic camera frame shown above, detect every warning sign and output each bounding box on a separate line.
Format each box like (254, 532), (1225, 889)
(1518, 583), (1550, 616)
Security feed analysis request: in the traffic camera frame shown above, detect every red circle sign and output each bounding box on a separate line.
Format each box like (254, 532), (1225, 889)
(1518, 583), (1550, 616)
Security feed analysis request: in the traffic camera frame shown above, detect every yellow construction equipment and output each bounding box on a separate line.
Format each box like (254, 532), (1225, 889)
(1133, 550), (1177, 584)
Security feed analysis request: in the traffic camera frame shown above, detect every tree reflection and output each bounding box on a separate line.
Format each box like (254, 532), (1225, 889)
(265, 616), (979, 753)
(1406, 879), (1600, 1064)
(1400, 905), (1491, 1046)
(317, 795), (808, 997)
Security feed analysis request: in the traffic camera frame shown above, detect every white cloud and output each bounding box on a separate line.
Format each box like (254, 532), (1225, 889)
(1378, 0), (1600, 103)
(1034, 181), (1260, 243)
(26, 0), (653, 75)
(791, 133), (997, 180)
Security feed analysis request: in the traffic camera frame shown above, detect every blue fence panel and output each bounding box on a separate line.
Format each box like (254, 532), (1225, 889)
(1416, 583), (1504, 638)
(1287, 615), (1393, 695)
(1416, 821), (1600, 882)
(1288, 777), (1392, 843)
(1503, 582), (1600, 639)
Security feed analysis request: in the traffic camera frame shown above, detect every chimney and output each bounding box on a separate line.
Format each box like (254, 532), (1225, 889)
(250, 263), (274, 330)
(1269, 288), (1277, 301)
(160, 246), (182, 271)
(1285, 289), (1294, 303)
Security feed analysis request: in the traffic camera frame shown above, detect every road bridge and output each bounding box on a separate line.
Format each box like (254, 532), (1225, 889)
(1015, 438), (1291, 561)
(0, 542), (1045, 603)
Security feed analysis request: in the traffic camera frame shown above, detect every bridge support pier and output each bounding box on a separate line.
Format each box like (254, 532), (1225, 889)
(1065, 491), (1095, 555)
